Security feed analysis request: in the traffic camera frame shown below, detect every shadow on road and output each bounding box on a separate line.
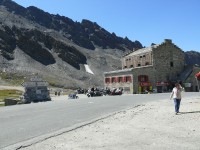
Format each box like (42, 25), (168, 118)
(179, 111), (200, 114)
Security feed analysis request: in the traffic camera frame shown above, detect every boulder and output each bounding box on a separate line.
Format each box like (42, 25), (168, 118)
(4, 98), (18, 106)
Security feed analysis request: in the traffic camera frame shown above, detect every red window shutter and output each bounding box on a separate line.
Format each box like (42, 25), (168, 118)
(123, 76), (126, 82)
(116, 77), (118, 83)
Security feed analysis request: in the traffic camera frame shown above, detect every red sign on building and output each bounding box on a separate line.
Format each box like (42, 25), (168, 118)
(156, 82), (170, 86)
(140, 82), (151, 86)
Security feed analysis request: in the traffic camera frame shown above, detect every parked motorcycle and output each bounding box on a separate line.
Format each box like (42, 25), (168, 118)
(110, 88), (123, 95)
(103, 89), (111, 96)
(68, 93), (79, 99)
(87, 90), (103, 97)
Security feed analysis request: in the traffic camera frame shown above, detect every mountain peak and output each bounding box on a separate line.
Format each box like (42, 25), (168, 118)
(0, 0), (143, 88)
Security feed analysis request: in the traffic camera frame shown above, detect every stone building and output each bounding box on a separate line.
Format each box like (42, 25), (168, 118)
(104, 39), (188, 94)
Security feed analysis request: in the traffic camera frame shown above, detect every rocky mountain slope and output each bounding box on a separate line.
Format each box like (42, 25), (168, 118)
(0, 0), (142, 88)
(0, 0), (199, 89)
(185, 51), (200, 66)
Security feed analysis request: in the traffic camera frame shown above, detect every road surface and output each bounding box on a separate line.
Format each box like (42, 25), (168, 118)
(0, 92), (198, 149)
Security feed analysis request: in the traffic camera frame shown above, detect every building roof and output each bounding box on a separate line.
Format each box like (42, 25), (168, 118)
(183, 66), (200, 82)
(123, 39), (183, 58)
(124, 44), (159, 57)
(178, 66), (193, 81)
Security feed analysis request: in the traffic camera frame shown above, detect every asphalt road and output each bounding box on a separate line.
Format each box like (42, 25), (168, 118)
(0, 92), (199, 149)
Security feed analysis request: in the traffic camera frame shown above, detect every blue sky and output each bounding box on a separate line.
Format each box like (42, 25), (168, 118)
(12, 0), (200, 52)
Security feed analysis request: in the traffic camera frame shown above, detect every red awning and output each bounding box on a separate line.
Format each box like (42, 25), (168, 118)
(195, 72), (200, 80)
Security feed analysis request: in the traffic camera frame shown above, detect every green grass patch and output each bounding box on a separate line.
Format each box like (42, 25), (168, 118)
(0, 103), (5, 107)
(0, 89), (23, 102)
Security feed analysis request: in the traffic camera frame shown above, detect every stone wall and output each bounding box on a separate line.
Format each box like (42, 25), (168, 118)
(122, 51), (153, 69)
(153, 40), (185, 82)
(4, 98), (18, 106)
(131, 66), (155, 93)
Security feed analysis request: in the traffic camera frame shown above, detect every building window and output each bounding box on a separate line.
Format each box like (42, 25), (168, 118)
(145, 62), (149, 65)
(140, 56), (142, 58)
(143, 55), (146, 57)
(170, 62), (173, 67)
(124, 76), (132, 82)
(119, 77), (123, 82)
(141, 76), (145, 82)
(111, 77), (116, 83)
(124, 66), (127, 69)
(105, 78), (110, 83)
(130, 65), (133, 68)
(138, 64), (141, 67)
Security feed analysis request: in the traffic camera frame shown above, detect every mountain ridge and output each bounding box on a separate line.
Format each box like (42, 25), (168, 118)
(0, 0), (142, 51)
(0, 0), (142, 88)
(0, 0), (199, 89)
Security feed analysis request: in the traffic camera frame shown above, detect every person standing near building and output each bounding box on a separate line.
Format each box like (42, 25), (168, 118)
(170, 83), (184, 115)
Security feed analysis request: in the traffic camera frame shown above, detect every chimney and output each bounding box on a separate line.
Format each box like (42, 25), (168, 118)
(164, 39), (172, 44)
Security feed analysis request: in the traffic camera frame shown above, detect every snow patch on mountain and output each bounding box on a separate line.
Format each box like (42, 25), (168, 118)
(84, 64), (94, 74)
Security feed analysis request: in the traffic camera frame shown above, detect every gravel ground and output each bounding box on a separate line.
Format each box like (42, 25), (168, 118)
(20, 96), (200, 150)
